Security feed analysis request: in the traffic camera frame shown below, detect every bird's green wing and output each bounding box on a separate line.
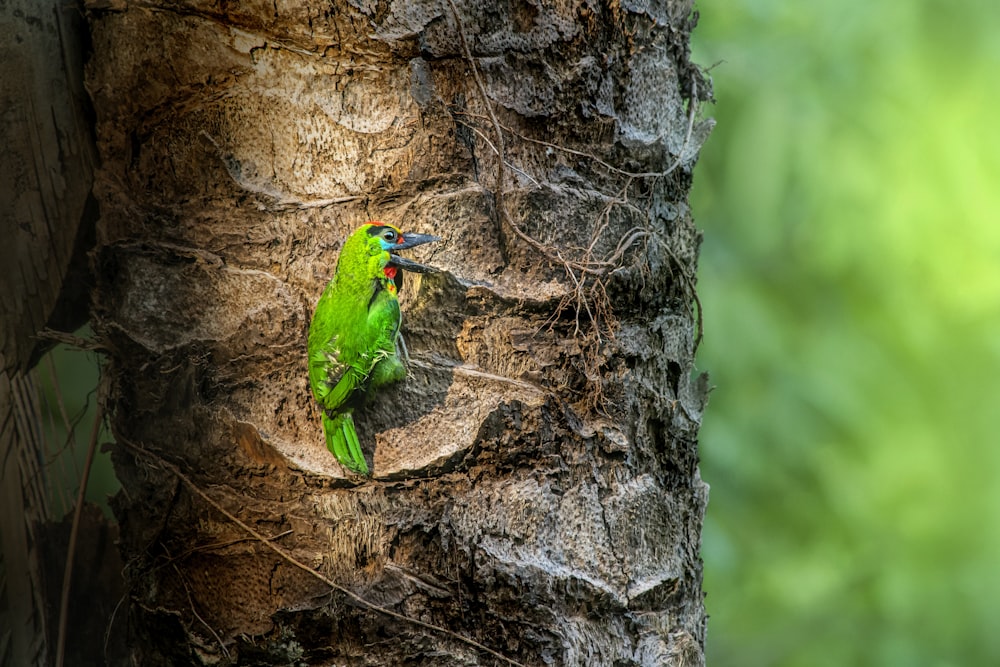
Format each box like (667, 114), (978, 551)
(309, 341), (365, 409)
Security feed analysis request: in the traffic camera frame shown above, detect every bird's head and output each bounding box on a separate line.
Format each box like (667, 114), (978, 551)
(357, 222), (440, 276)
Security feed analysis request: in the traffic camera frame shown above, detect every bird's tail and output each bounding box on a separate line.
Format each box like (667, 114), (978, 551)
(322, 411), (369, 475)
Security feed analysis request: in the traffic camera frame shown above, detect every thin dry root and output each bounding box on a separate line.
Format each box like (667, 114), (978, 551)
(446, 3), (705, 404)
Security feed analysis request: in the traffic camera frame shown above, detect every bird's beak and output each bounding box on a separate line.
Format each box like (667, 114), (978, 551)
(394, 232), (440, 251)
(390, 232), (440, 273)
(389, 255), (437, 273)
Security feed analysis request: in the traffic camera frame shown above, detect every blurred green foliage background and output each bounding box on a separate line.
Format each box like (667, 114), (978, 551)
(690, 1), (1000, 665)
(36, 332), (116, 517)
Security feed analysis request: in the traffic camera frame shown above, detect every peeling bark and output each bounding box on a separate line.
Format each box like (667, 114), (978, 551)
(87, 0), (712, 664)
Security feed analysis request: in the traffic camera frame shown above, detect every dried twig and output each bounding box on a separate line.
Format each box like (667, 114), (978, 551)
(445, 0), (606, 278)
(35, 328), (105, 352)
(452, 76), (699, 181)
(117, 439), (527, 667)
(167, 530), (294, 564)
(173, 562), (230, 659)
(462, 122), (540, 187)
(445, 0), (505, 193)
(660, 237), (704, 351)
(445, 0), (705, 387)
(54, 402), (104, 667)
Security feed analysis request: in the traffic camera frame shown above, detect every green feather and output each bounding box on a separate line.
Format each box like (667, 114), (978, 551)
(322, 411), (368, 475)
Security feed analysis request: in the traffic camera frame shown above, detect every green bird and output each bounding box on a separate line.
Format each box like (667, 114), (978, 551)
(308, 223), (439, 475)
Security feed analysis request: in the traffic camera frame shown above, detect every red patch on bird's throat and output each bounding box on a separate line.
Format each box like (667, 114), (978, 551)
(383, 266), (398, 280)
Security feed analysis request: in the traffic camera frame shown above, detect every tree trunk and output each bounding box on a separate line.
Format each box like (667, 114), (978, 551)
(87, 1), (711, 664)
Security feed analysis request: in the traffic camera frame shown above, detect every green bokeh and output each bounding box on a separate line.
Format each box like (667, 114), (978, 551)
(691, 1), (1000, 665)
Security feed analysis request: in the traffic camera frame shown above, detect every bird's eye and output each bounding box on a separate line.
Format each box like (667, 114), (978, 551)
(382, 230), (397, 242)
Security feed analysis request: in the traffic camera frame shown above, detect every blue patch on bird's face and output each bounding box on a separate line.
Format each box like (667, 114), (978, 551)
(366, 224), (402, 251)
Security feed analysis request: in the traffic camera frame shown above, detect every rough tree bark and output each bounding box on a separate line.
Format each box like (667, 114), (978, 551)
(87, 0), (712, 665)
